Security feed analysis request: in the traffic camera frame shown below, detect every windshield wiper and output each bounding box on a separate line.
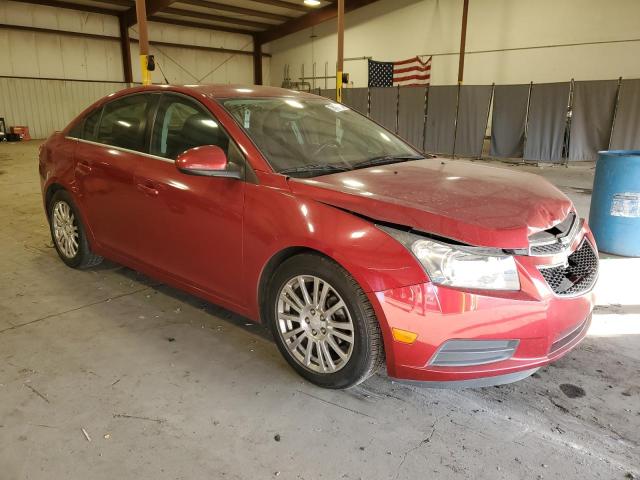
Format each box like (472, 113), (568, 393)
(278, 163), (350, 177)
(352, 154), (425, 170)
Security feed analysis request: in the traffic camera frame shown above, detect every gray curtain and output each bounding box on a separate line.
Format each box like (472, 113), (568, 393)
(425, 85), (458, 155)
(320, 89), (336, 100)
(568, 80), (618, 161)
(454, 85), (492, 157)
(397, 86), (427, 150)
(490, 84), (529, 158)
(369, 87), (397, 132)
(524, 82), (570, 162)
(343, 88), (368, 114)
(610, 79), (640, 150)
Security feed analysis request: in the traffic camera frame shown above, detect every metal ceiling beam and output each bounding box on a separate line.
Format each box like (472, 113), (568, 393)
(244, 0), (310, 13)
(256, 0), (380, 44)
(12, 0), (119, 16)
(148, 15), (254, 35)
(178, 0), (291, 22)
(124, 0), (177, 26)
(162, 7), (271, 29)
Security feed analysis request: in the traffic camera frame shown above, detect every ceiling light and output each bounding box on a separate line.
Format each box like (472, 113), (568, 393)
(304, 0), (321, 6)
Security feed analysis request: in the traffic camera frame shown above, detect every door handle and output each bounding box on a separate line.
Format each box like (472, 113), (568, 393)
(76, 161), (92, 174)
(136, 182), (159, 196)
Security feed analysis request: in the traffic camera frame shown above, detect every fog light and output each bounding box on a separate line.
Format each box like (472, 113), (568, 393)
(429, 339), (519, 366)
(392, 328), (418, 344)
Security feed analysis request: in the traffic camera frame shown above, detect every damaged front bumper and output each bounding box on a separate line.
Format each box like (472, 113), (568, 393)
(368, 228), (597, 387)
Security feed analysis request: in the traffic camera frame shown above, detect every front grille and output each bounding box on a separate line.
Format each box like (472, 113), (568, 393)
(529, 212), (579, 256)
(538, 240), (598, 296)
(530, 242), (567, 255)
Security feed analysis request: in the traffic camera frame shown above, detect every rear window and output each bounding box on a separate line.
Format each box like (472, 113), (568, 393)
(96, 94), (153, 152)
(68, 107), (101, 141)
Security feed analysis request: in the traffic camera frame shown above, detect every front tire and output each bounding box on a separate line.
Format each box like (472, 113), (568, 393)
(267, 253), (384, 389)
(49, 190), (103, 269)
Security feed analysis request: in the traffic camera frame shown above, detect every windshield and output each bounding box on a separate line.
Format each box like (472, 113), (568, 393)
(221, 97), (420, 177)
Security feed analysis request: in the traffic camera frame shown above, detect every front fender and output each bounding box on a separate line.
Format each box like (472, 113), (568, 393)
(242, 175), (428, 321)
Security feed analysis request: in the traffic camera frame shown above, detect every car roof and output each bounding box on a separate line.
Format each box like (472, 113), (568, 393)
(107, 84), (323, 100)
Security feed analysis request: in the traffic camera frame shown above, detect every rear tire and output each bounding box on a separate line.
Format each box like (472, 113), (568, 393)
(266, 253), (384, 389)
(49, 190), (103, 269)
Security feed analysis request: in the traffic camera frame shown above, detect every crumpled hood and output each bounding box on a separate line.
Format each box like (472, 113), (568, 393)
(288, 158), (573, 249)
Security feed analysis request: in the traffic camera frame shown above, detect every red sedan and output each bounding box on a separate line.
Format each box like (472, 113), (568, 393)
(39, 85), (598, 389)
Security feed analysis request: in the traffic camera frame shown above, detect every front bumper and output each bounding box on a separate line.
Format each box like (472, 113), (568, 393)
(370, 229), (596, 386)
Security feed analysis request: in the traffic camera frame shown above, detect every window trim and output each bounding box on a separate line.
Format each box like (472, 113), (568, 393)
(65, 90), (257, 184)
(149, 91), (255, 181)
(85, 106), (104, 141)
(95, 91), (159, 153)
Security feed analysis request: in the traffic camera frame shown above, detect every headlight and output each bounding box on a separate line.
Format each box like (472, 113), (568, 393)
(379, 226), (520, 291)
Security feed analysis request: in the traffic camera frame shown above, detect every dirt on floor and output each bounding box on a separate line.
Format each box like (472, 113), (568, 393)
(0, 141), (638, 480)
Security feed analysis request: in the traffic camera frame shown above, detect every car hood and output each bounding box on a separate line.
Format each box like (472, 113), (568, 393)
(288, 158), (573, 249)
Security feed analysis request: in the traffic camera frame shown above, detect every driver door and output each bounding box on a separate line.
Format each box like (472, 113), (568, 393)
(131, 93), (247, 306)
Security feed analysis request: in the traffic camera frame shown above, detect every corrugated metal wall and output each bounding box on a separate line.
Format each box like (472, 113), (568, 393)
(0, 1), (272, 139)
(0, 78), (126, 138)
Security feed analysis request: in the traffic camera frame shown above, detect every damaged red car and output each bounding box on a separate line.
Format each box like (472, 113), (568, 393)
(39, 85), (598, 389)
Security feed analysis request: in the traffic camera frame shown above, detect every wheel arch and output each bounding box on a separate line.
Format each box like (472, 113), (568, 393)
(257, 246), (336, 325)
(44, 182), (67, 216)
(44, 182), (97, 249)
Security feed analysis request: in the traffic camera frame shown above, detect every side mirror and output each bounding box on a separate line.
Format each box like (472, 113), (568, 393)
(175, 145), (241, 179)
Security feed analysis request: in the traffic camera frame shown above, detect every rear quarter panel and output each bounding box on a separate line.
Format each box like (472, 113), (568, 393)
(39, 133), (77, 209)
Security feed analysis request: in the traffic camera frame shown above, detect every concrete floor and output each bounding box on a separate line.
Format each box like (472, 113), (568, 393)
(1, 141), (638, 480)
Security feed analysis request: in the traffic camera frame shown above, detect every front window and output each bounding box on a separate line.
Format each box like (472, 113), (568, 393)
(221, 97), (420, 177)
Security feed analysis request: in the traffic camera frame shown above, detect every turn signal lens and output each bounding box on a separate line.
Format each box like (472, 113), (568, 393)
(392, 328), (418, 344)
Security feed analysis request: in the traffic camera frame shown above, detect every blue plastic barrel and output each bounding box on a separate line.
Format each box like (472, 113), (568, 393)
(589, 150), (640, 256)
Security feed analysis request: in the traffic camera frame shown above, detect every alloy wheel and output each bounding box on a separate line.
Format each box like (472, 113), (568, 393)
(52, 201), (79, 259)
(276, 275), (355, 373)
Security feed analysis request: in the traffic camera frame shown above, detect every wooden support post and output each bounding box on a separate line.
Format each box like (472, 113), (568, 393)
(119, 14), (133, 85)
(336, 0), (344, 102)
(135, 0), (152, 85)
(457, 0), (469, 84)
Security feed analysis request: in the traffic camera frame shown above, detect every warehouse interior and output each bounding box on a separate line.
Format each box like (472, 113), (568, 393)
(1, 0), (639, 479)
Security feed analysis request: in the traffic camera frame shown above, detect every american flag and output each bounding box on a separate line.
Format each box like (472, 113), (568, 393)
(368, 56), (432, 87)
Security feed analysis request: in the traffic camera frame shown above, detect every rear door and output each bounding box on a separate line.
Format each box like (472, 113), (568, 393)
(130, 93), (248, 306)
(73, 93), (157, 254)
